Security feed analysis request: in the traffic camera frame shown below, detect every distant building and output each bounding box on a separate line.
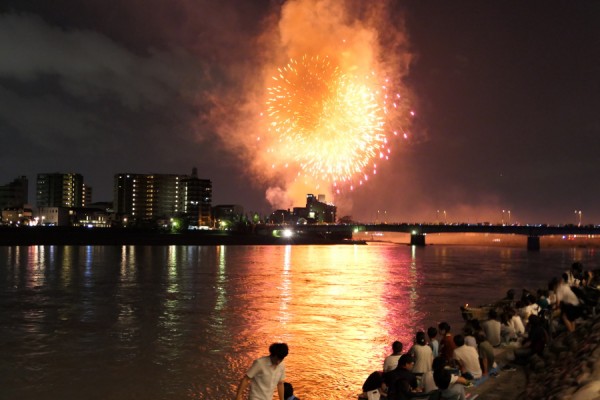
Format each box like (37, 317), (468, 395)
(181, 168), (212, 227)
(0, 176), (28, 209)
(36, 173), (86, 208)
(212, 204), (244, 228)
(83, 184), (92, 207)
(305, 194), (336, 223)
(114, 168), (212, 226)
(37, 207), (70, 226)
(69, 206), (111, 228)
(269, 209), (292, 224)
(1, 206), (33, 225)
(268, 194), (337, 224)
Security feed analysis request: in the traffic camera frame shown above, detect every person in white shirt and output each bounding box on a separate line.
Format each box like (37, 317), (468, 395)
(452, 335), (482, 380)
(553, 274), (582, 332)
(410, 331), (433, 375)
(235, 343), (288, 400)
(383, 341), (403, 372)
(481, 309), (502, 347)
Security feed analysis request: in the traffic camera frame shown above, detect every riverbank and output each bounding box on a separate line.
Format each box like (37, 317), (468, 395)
(461, 308), (600, 399)
(470, 313), (600, 399)
(0, 226), (363, 246)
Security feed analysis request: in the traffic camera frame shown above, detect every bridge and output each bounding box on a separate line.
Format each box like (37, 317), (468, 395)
(295, 223), (600, 250)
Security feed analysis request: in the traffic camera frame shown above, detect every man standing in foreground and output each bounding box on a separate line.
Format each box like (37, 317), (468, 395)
(235, 343), (289, 400)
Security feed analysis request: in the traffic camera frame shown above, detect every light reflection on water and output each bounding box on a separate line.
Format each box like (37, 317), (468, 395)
(0, 244), (597, 399)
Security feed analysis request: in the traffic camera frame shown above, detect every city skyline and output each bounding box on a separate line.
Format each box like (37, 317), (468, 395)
(1, 1), (599, 224)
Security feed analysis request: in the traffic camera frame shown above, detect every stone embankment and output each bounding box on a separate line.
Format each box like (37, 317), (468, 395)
(521, 314), (600, 400)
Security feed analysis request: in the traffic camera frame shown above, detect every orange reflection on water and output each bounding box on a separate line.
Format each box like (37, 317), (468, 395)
(228, 244), (422, 400)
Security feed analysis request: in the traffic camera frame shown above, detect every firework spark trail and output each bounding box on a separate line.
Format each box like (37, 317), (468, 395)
(264, 55), (403, 193)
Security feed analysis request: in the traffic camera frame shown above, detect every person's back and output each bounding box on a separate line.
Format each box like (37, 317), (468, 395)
(411, 332), (433, 374)
(481, 310), (501, 347)
(385, 354), (418, 400)
(433, 369), (466, 400)
(438, 322), (456, 362)
(452, 335), (482, 379)
(236, 342), (289, 400)
(383, 341), (403, 372)
(427, 327), (439, 358)
(508, 309), (525, 336)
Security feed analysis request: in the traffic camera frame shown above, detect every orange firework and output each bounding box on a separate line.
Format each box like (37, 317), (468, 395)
(265, 55), (401, 192)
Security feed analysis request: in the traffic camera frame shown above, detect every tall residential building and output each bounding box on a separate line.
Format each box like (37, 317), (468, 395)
(0, 176), (28, 209)
(36, 173), (85, 208)
(181, 167), (212, 226)
(114, 168), (211, 225)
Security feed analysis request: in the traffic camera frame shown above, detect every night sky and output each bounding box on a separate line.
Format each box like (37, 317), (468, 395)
(1, 0), (599, 224)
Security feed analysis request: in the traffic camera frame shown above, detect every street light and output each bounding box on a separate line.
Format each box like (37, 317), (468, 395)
(507, 210), (511, 225)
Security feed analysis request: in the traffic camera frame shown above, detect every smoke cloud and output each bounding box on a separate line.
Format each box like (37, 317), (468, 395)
(209, 0), (413, 213)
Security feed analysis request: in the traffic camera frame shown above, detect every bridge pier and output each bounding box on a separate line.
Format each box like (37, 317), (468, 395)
(410, 233), (426, 246)
(527, 236), (540, 251)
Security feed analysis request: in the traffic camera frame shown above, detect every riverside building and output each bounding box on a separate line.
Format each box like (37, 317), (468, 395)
(113, 168), (212, 227)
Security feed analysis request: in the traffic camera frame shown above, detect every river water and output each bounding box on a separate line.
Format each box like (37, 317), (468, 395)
(0, 242), (597, 399)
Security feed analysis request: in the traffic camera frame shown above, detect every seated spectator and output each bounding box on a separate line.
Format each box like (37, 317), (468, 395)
(514, 315), (550, 364)
(553, 274), (582, 332)
(481, 309), (501, 347)
(427, 327), (439, 358)
(536, 289), (551, 311)
(495, 288), (516, 309)
(433, 369), (466, 400)
(422, 356), (468, 394)
(476, 332), (495, 376)
(507, 307), (525, 336)
(567, 262), (585, 287)
(409, 332), (433, 377)
(500, 312), (517, 344)
(452, 334), (482, 380)
(361, 371), (385, 399)
(384, 341), (403, 372)
(284, 382), (300, 400)
(438, 322), (456, 363)
(384, 354), (420, 400)
(463, 325), (477, 348)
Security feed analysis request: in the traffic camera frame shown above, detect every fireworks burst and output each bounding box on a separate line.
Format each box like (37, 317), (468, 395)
(264, 55), (404, 192)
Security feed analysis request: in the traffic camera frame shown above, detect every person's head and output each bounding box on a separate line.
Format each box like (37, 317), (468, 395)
(392, 340), (403, 354)
(561, 272), (569, 283)
(488, 309), (498, 320)
(453, 334), (465, 347)
(432, 356), (447, 371)
(284, 382), (294, 398)
(433, 369), (452, 390)
(427, 326), (438, 340)
(397, 354), (415, 370)
(269, 343), (289, 364)
(416, 331), (426, 346)
(438, 322), (450, 334)
(463, 325), (474, 336)
(506, 288), (515, 299)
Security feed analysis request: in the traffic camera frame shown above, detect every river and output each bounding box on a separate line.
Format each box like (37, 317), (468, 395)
(0, 242), (597, 399)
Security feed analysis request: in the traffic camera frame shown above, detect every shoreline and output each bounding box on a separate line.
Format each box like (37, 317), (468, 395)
(0, 226), (363, 246)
